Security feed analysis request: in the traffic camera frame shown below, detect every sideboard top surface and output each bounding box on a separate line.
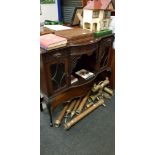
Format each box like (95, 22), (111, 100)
(40, 33), (114, 54)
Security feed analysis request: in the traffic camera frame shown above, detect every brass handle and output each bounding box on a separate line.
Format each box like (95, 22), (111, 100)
(53, 52), (62, 58)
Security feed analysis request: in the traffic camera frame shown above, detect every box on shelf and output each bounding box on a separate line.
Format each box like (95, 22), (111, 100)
(75, 69), (95, 80)
(71, 75), (78, 84)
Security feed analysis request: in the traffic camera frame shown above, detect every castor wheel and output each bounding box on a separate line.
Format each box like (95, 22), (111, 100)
(40, 103), (43, 112)
(50, 123), (53, 127)
(40, 96), (44, 112)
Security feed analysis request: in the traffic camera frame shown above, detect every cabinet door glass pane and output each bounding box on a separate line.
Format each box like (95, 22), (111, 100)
(50, 63), (66, 91)
(100, 46), (110, 67)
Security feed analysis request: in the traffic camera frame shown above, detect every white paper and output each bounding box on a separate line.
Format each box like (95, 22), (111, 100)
(44, 25), (72, 31)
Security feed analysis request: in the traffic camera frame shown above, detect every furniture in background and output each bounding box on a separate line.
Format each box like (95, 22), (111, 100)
(61, 0), (115, 24)
(61, 0), (83, 25)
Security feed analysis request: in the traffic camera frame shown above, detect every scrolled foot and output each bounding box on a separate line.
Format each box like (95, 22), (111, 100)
(50, 122), (53, 127)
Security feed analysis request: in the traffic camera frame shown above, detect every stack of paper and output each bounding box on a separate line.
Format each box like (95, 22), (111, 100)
(71, 75), (78, 84)
(44, 25), (72, 31)
(75, 69), (95, 80)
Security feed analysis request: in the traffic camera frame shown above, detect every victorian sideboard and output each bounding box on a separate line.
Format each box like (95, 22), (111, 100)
(40, 34), (114, 126)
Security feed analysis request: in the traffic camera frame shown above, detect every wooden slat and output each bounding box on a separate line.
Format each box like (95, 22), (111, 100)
(61, 0), (82, 24)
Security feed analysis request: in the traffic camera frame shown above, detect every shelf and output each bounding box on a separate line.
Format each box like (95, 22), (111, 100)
(70, 70), (98, 87)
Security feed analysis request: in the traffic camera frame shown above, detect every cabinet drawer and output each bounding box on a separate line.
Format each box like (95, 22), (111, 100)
(70, 41), (99, 56)
(42, 48), (69, 63)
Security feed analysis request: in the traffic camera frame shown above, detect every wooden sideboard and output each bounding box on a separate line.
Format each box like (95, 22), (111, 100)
(40, 34), (114, 126)
(109, 48), (115, 89)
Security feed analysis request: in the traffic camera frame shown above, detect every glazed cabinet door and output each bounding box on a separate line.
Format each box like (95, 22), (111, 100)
(45, 58), (69, 95)
(41, 49), (69, 97)
(99, 37), (113, 69)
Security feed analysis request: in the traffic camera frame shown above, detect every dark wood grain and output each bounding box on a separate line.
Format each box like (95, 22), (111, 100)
(40, 33), (114, 125)
(109, 48), (115, 89)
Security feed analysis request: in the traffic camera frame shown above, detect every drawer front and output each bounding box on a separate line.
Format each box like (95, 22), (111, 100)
(70, 41), (99, 56)
(42, 48), (70, 64)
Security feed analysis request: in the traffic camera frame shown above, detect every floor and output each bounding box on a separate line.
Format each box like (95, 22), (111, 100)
(40, 94), (115, 155)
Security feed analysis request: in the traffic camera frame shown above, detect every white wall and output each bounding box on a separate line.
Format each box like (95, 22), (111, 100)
(40, 3), (58, 23)
(83, 10), (93, 21)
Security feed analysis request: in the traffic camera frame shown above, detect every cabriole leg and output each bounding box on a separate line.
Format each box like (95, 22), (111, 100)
(40, 96), (43, 112)
(47, 103), (53, 127)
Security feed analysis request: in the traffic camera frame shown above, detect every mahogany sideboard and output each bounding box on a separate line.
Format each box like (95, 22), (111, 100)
(40, 34), (114, 126)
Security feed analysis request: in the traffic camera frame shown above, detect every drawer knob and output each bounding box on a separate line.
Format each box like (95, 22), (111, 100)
(53, 53), (62, 58)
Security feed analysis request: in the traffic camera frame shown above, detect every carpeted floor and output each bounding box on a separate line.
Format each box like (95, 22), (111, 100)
(40, 94), (115, 155)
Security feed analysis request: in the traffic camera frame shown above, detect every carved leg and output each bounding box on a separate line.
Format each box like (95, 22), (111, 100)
(46, 103), (53, 127)
(40, 96), (43, 112)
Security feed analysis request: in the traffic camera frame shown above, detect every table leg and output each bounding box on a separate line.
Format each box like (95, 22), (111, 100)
(46, 103), (53, 127)
(40, 96), (43, 112)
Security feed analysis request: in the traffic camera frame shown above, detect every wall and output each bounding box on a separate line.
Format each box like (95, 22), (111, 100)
(40, 3), (58, 23)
